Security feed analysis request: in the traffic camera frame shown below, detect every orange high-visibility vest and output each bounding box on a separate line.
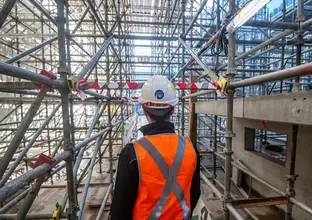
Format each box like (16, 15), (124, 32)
(133, 134), (197, 220)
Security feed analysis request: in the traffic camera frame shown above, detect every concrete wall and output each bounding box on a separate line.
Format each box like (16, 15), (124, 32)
(195, 92), (312, 125)
(232, 118), (312, 220)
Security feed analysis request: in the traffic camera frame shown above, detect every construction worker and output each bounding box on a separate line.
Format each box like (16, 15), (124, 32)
(111, 75), (200, 220)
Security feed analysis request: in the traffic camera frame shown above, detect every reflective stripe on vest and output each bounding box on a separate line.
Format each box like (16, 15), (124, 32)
(136, 135), (190, 220)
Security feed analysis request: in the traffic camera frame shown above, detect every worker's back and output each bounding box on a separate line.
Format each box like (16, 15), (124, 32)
(133, 134), (197, 220)
(110, 76), (200, 220)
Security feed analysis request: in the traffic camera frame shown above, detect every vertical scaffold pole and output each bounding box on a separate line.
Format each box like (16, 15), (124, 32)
(118, 0), (124, 151)
(294, 0), (304, 92)
(213, 0), (221, 191)
(286, 0), (303, 216)
(105, 0), (114, 198)
(279, 0), (286, 94)
(224, 0), (236, 218)
(66, 1), (75, 147)
(56, 0), (78, 219)
(167, 0), (171, 78)
(286, 125), (298, 220)
(181, 0), (186, 136)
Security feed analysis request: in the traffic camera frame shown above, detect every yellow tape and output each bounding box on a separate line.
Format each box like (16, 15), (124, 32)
(67, 75), (77, 91)
(100, 104), (106, 112)
(171, 85), (176, 92)
(238, 8), (243, 20)
(216, 76), (228, 93)
(101, 105), (118, 113)
(52, 203), (63, 219)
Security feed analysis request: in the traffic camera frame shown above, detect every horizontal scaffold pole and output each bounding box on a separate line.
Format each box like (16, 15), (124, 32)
(0, 63), (65, 89)
(78, 81), (217, 90)
(229, 63), (312, 89)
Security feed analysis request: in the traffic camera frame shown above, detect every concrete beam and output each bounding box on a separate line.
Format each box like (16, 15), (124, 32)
(196, 98), (244, 117)
(195, 92), (312, 125)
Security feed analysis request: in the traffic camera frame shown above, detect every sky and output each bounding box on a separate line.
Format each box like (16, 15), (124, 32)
(267, 0), (285, 12)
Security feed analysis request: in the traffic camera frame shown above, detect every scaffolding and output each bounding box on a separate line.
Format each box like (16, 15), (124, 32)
(0, 0), (311, 219)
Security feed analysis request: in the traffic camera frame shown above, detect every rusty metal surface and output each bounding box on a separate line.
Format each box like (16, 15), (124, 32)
(231, 196), (288, 209)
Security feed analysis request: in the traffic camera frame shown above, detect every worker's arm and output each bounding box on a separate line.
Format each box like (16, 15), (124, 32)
(190, 146), (201, 213)
(110, 144), (139, 220)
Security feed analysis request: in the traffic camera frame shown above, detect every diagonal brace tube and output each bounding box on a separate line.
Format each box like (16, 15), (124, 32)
(0, 188), (30, 214)
(0, 0), (18, 29)
(95, 172), (117, 220)
(185, 0), (208, 36)
(76, 35), (113, 81)
(0, 121), (123, 204)
(178, 37), (218, 82)
(15, 175), (46, 219)
(0, 86), (49, 180)
(59, 101), (107, 212)
(0, 104), (21, 123)
(85, 0), (108, 36)
(5, 37), (58, 64)
(0, 103), (62, 187)
(29, 0), (57, 25)
(72, 7), (90, 34)
(78, 134), (106, 218)
(218, 17), (312, 70)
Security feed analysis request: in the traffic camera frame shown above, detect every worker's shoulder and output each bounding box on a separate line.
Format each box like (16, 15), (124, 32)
(122, 142), (135, 151)
(119, 142), (136, 159)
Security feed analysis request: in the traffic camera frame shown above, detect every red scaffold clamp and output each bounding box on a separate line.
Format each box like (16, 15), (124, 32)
(33, 154), (56, 182)
(35, 69), (57, 92)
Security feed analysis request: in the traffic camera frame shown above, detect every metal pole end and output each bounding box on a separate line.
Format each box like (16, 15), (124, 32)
(285, 174), (299, 182)
(285, 188), (296, 197)
(224, 131), (235, 138)
(225, 87), (235, 95)
(296, 34), (304, 45)
(296, 16), (305, 24)
(226, 68), (237, 77)
(58, 66), (69, 75)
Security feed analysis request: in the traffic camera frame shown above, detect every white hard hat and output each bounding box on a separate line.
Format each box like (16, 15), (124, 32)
(138, 75), (178, 108)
